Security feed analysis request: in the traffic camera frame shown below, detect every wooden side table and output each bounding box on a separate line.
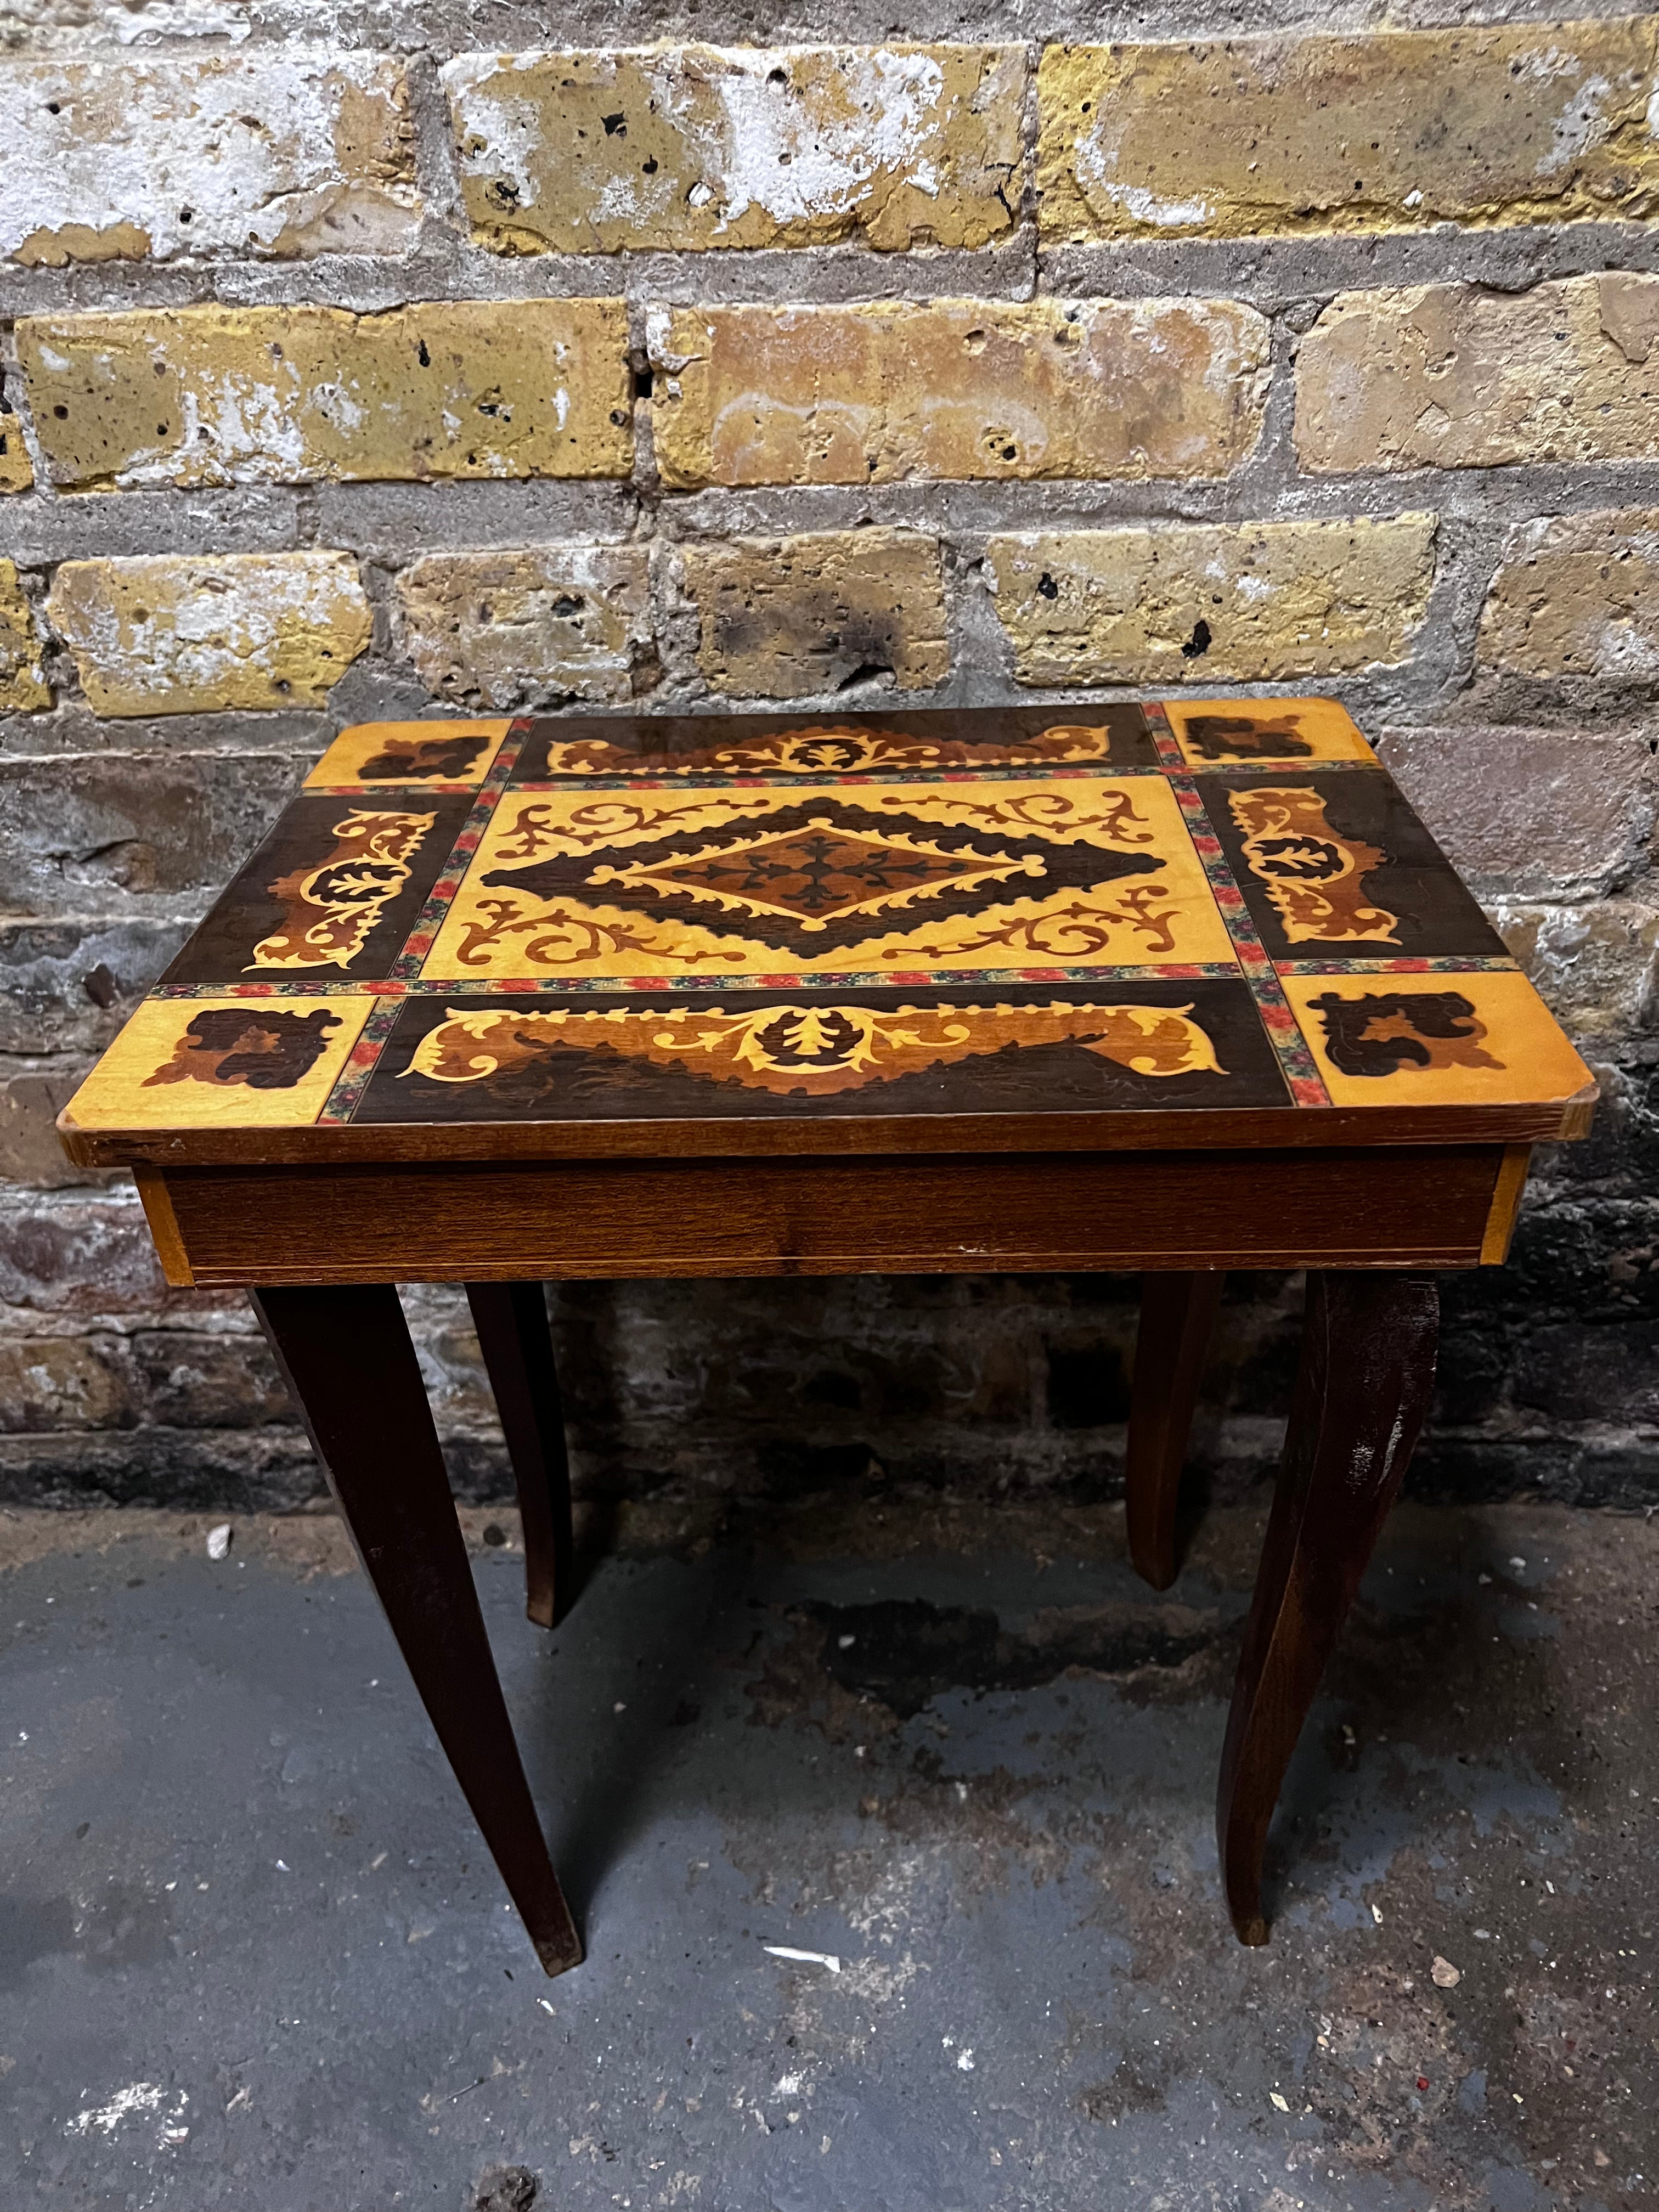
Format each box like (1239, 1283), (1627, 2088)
(58, 697), (1595, 1974)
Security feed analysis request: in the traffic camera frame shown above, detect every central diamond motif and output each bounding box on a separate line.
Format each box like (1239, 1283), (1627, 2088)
(483, 796), (1164, 961)
(638, 825), (1014, 926)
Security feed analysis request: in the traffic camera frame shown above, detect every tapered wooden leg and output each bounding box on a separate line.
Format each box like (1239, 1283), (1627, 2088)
(251, 1283), (582, 1977)
(466, 1280), (574, 1629)
(1126, 1271), (1224, 1590)
(1218, 1271), (1438, 1945)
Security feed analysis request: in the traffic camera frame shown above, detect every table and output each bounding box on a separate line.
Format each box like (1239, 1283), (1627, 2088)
(58, 696), (1595, 1973)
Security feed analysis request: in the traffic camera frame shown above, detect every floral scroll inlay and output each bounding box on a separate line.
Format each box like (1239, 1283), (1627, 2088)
(251, 809), (437, 971)
(403, 998), (1226, 1099)
(1227, 787), (1397, 945)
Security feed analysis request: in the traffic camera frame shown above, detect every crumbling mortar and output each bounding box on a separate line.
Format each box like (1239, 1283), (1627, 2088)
(21, 0), (1659, 58)
(4, 554), (50, 635)
(0, 262), (206, 323)
(1044, 221), (1659, 309)
(3, 557), (76, 710)
(955, 547), (1022, 695)
(2, 743), (329, 797)
(1381, 511), (1509, 724)
(404, 44), (467, 233)
(290, 479), (323, 555)
(625, 298), (661, 499)
(0, 3), (1515, 62)
(1211, 299), (1297, 520)
(619, 233), (1040, 307)
(645, 465), (1659, 543)
(1, 701), (331, 757)
(1464, 672), (1659, 729)
(13, 215), (1659, 328)
(1014, 39), (1042, 247)
(351, 553), (402, 662)
(0, 489), (306, 568)
(0, 315), (48, 496)
(644, 539), (701, 698)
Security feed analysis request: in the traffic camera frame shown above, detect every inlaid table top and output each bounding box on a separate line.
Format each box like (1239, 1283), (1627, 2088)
(59, 697), (1595, 1169)
(50, 696), (1601, 1970)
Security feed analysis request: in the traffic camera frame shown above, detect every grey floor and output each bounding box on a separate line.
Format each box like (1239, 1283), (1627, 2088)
(1, 1493), (1653, 2211)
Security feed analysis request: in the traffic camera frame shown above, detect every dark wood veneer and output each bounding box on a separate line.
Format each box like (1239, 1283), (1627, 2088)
(63, 1090), (1593, 1172)
(145, 1144), (1508, 1287)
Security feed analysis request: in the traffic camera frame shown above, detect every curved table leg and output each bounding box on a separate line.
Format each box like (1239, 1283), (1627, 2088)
(1126, 1271), (1225, 1590)
(1217, 1270), (1439, 1945)
(252, 1282), (582, 1977)
(466, 1280), (575, 1630)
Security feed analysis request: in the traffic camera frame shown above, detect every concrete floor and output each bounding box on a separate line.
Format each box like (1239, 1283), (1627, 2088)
(0, 1493), (1654, 2212)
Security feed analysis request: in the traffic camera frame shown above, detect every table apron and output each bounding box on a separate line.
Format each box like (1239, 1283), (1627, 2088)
(137, 1144), (1524, 1286)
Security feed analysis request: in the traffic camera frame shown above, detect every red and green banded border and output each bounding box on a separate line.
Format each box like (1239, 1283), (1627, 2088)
(316, 994), (409, 1127)
(1168, 773), (1330, 1108)
(388, 726), (528, 981)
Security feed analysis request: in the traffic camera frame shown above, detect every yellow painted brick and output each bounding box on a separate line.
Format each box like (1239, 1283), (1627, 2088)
(1, 53), (419, 266)
(1479, 507), (1659, 676)
(1038, 22), (1659, 242)
(48, 554), (371, 716)
(0, 560), (49, 712)
(681, 529), (947, 697)
(1297, 273), (1659, 472)
(988, 517), (1437, 686)
(0, 407), (31, 492)
(445, 43), (1024, 253)
(650, 298), (1268, 488)
(396, 546), (654, 709)
(19, 300), (631, 490)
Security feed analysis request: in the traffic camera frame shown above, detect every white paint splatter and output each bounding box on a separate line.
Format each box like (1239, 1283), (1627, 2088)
(105, 358), (365, 490)
(1528, 64), (1616, 177)
(840, 1950), (924, 2006)
(442, 66), (550, 222)
(446, 46), (958, 239)
(1088, 177), (1215, 230)
(0, 52), (419, 263)
(699, 50), (947, 232)
(762, 1944), (841, 1972)
(53, 551), (370, 714)
(110, 0), (253, 41)
(1073, 122), (1212, 229)
(66, 2082), (189, 2151)
(645, 305), (697, 375)
(309, 383), (366, 436)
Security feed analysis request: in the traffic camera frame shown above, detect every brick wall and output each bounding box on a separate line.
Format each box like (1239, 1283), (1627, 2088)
(2, 5), (1656, 1513)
